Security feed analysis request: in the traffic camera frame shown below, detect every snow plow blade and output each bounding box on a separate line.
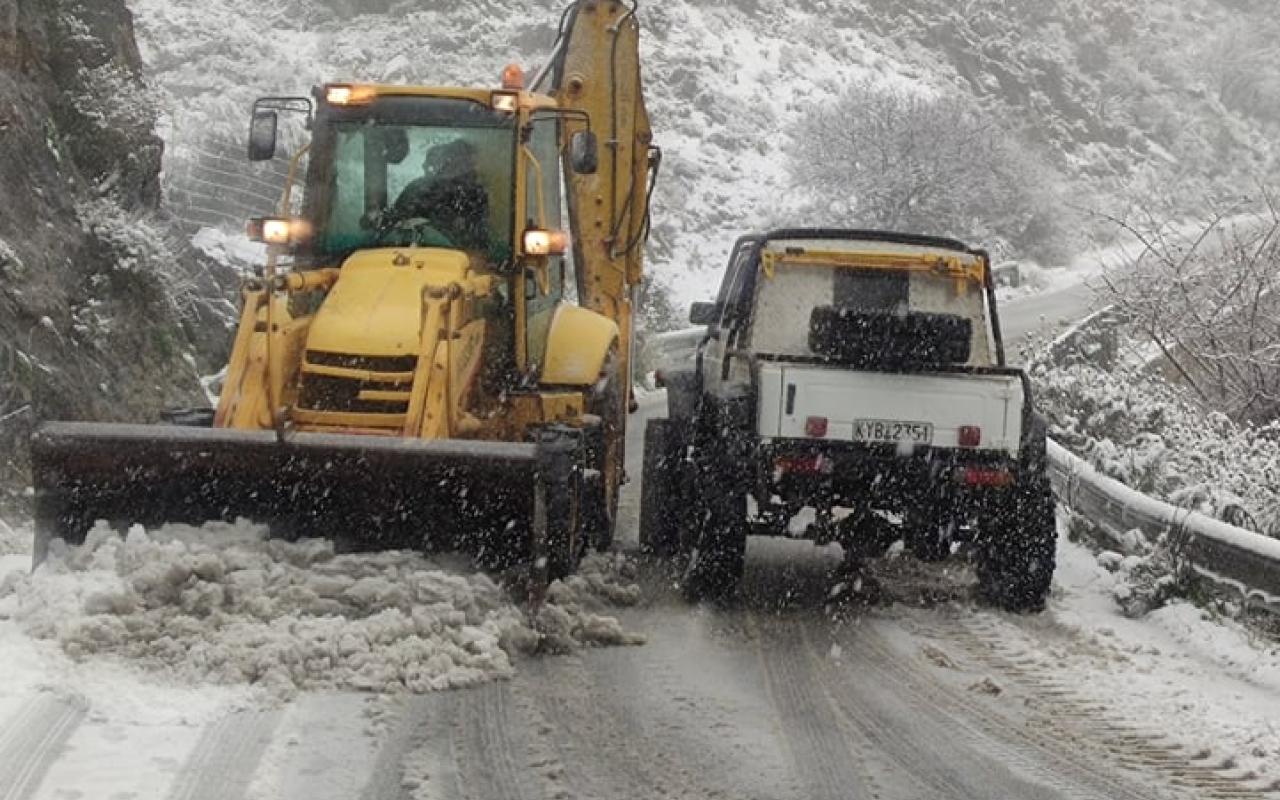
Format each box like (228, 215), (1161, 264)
(30, 422), (554, 567)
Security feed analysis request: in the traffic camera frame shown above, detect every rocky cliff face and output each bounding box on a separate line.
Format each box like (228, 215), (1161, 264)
(0, 0), (229, 503)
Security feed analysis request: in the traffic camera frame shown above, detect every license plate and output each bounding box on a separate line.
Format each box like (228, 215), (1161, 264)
(853, 419), (934, 445)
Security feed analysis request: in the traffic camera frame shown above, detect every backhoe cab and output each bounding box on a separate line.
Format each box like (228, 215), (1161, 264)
(234, 78), (606, 440)
(31, 1), (656, 600)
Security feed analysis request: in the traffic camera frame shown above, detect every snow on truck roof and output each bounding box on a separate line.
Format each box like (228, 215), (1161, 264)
(762, 238), (980, 260)
(758, 228), (979, 255)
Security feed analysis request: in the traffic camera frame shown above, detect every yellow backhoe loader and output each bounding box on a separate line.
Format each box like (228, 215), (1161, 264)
(31, 0), (658, 595)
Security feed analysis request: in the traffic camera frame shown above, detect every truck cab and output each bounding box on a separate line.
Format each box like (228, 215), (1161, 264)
(642, 230), (1057, 611)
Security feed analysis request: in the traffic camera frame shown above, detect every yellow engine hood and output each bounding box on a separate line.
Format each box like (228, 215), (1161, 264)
(306, 248), (472, 357)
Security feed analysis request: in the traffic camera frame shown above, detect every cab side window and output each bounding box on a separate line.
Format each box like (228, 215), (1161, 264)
(524, 118), (564, 369)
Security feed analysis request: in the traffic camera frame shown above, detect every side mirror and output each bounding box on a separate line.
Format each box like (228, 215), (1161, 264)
(380, 128), (410, 165)
(569, 131), (599, 175)
(247, 110), (279, 162)
(689, 301), (720, 325)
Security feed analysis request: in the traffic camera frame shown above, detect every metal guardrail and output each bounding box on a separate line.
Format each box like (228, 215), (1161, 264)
(1038, 307), (1280, 610)
(1048, 440), (1280, 609)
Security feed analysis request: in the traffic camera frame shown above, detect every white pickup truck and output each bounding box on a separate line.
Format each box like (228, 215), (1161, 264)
(641, 230), (1056, 611)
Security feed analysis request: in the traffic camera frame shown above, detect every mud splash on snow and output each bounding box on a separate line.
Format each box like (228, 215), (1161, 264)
(0, 522), (642, 698)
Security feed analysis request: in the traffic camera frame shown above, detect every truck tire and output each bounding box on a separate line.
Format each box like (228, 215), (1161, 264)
(906, 510), (954, 563)
(639, 418), (684, 557)
(682, 459), (747, 601)
(976, 475), (1057, 612)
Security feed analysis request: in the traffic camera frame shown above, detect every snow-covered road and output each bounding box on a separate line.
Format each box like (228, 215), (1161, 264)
(1001, 281), (1095, 353)
(2, 301), (1279, 799)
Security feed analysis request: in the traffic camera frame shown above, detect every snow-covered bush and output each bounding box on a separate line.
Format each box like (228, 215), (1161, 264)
(76, 199), (204, 324)
(1094, 543), (1191, 618)
(0, 238), (24, 280)
(0, 519), (27, 556)
(1096, 206), (1280, 424)
(1034, 358), (1280, 538)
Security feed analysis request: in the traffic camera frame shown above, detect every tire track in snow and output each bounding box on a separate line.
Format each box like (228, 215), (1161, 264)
(749, 613), (900, 800)
(358, 696), (443, 800)
(166, 709), (281, 800)
(364, 686), (535, 800)
(851, 614), (1173, 800)
(452, 684), (536, 800)
(0, 694), (87, 800)
(799, 618), (1087, 800)
(943, 613), (1280, 799)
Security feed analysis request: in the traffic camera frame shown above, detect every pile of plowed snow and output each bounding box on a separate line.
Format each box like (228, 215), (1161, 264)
(0, 522), (642, 697)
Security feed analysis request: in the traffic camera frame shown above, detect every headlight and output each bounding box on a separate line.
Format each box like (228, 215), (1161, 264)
(491, 91), (519, 114)
(324, 84), (375, 106)
(523, 228), (569, 256)
(247, 217), (309, 246)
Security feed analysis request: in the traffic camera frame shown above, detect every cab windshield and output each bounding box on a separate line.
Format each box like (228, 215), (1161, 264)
(304, 96), (516, 264)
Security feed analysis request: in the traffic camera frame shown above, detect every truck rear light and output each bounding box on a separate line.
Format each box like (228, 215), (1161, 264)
(959, 467), (1014, 487)
(805, 416), (829, 438)
(958, 425), (982, 447)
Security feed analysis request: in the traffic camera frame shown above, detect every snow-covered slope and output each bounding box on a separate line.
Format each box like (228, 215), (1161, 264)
(129, 0), (930, 306)
(129, 0), (1280, 314)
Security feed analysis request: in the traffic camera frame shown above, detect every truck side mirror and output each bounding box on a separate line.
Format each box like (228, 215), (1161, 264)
(689, 301), (720, 325)
(569, 131), (599, 174)
(247, 110), (279, 162)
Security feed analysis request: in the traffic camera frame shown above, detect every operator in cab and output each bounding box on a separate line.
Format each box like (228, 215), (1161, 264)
(384, 138), (491, 252)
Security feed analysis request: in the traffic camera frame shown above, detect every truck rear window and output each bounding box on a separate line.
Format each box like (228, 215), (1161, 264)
(834, 269), (908, 311)
(749, 261), (991, 365)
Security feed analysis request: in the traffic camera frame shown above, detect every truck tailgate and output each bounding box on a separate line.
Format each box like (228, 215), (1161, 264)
(758, 364), (1024, 456)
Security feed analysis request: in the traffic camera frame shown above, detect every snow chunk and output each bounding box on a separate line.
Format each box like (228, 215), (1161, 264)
(528, 553), (646, 652)
(4, 521), (644, 698)
(968, 677), (1003, 696)
(921, 643), (957, 670)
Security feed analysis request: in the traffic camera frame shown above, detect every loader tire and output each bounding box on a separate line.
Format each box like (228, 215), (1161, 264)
(976, 474), (1057, 612)
(585, 348), (623, 552)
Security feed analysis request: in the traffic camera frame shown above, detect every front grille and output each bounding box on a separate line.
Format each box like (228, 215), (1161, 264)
(305, 351), (418, 374)
(299, 351), (417, 416)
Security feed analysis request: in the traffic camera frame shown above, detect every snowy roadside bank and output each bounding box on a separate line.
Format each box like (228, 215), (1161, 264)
(876, 527), (1280, 789)
(1041, 533), (1280, 782)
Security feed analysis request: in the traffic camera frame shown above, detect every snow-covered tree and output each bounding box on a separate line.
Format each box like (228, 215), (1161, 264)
(786, 82), (1072, 262)
(1097, 202), (1280, 424)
